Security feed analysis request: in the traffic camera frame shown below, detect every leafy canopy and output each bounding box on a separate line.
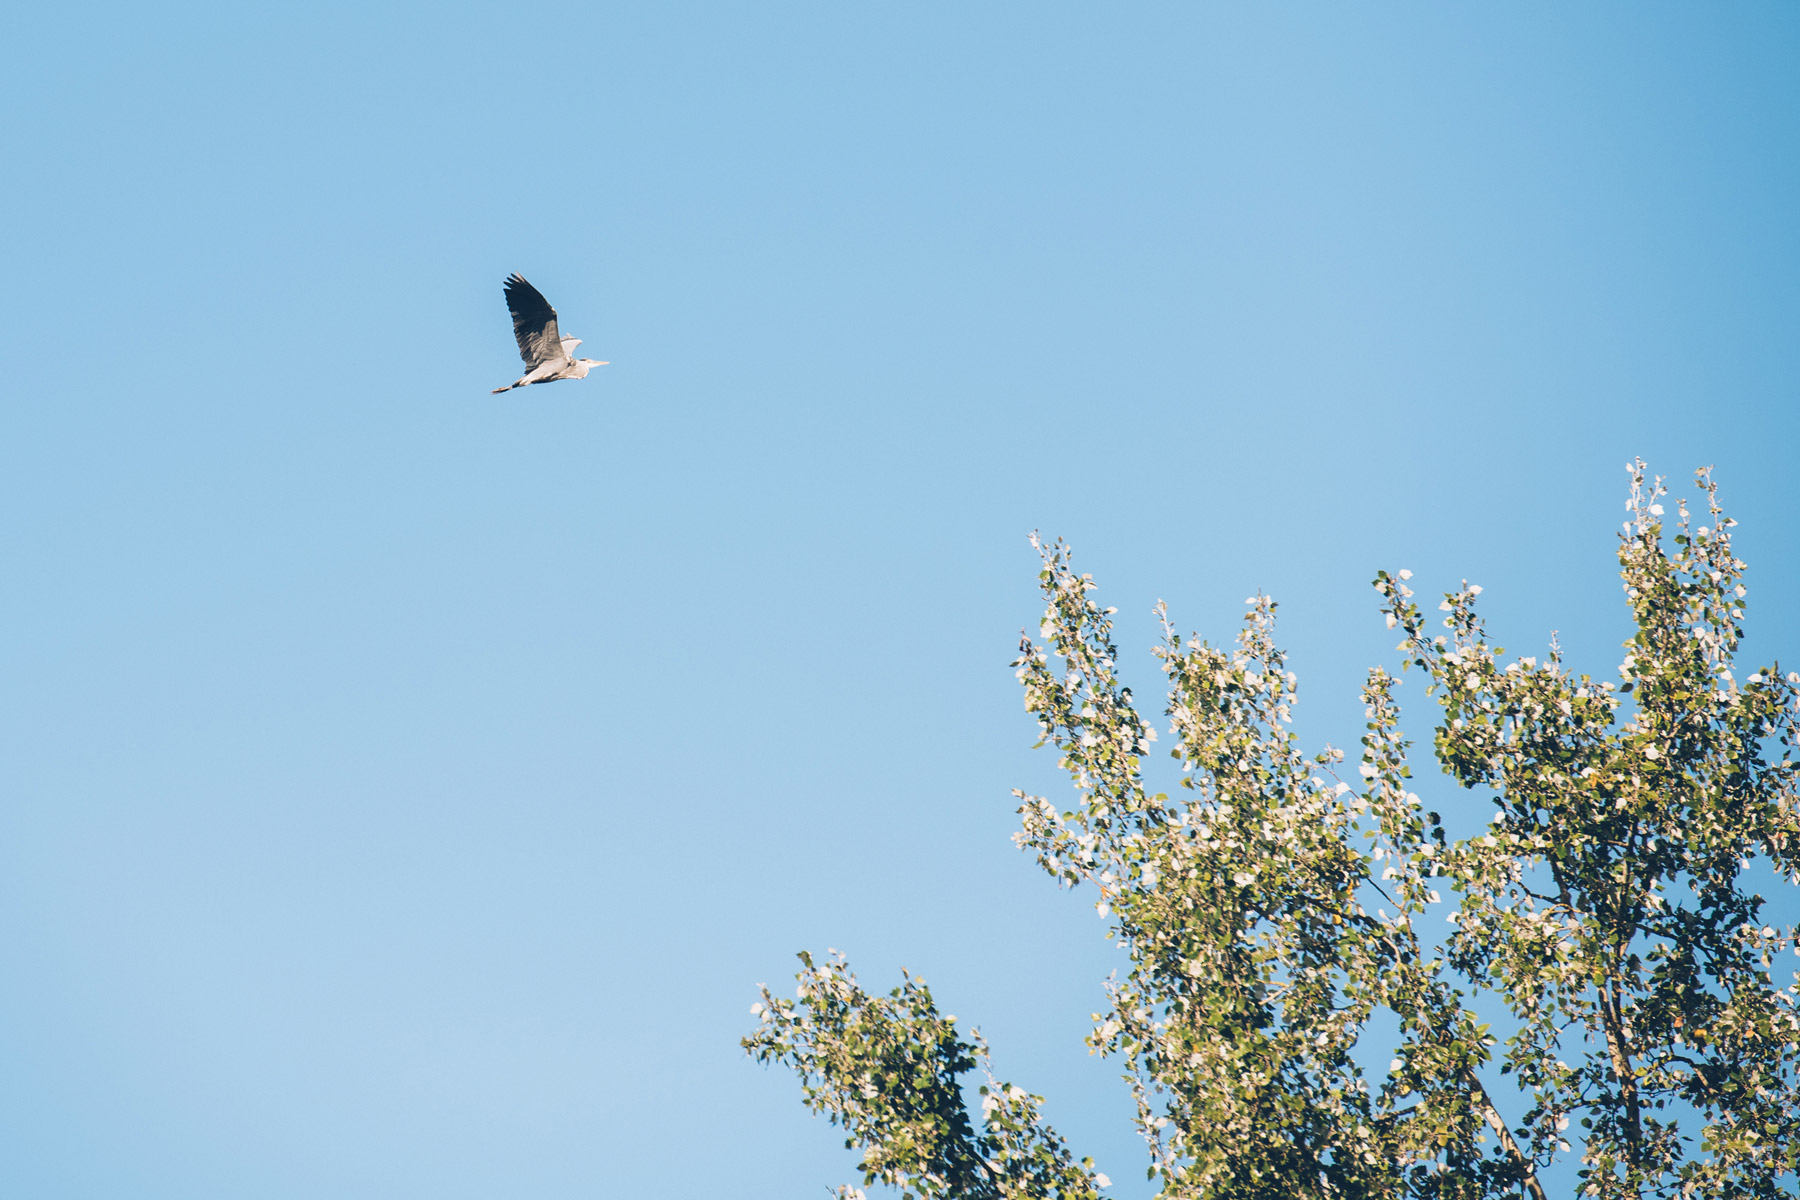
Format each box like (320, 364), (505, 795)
(747, 463), (1800, 1200)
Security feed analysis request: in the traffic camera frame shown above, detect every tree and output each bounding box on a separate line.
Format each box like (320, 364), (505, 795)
(745, 462), (1800, 1199)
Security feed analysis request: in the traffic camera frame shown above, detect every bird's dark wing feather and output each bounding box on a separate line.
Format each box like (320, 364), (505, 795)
(502, 273), (567, 368)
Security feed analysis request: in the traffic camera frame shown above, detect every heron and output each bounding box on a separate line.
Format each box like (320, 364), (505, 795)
(490, 273), (608, 394)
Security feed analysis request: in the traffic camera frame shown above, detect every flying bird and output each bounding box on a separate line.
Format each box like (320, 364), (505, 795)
(491, 273), (608, 394)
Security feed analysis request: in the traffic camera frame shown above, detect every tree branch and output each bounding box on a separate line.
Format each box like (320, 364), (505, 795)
(1464, 1070), (1549, 1200)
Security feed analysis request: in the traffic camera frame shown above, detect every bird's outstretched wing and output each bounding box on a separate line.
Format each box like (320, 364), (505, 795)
(502, 274), (567, 368)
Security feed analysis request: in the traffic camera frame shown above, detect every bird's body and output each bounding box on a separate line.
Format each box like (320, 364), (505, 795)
(491, 274), (607, 393)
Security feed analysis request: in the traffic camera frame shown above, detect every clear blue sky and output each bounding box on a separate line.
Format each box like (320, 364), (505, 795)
(3, 4), (1797, 1197)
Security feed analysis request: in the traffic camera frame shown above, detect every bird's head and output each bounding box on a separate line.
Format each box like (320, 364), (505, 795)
(577, 358), (609, 369)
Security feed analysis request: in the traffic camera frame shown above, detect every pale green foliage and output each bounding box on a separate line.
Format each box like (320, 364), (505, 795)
(1014, 538), (1514, 1200)
(748, 463), (1800, 1200)
(1375, 463), (1800, 1198)
(744, 950), (1108, 1200)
